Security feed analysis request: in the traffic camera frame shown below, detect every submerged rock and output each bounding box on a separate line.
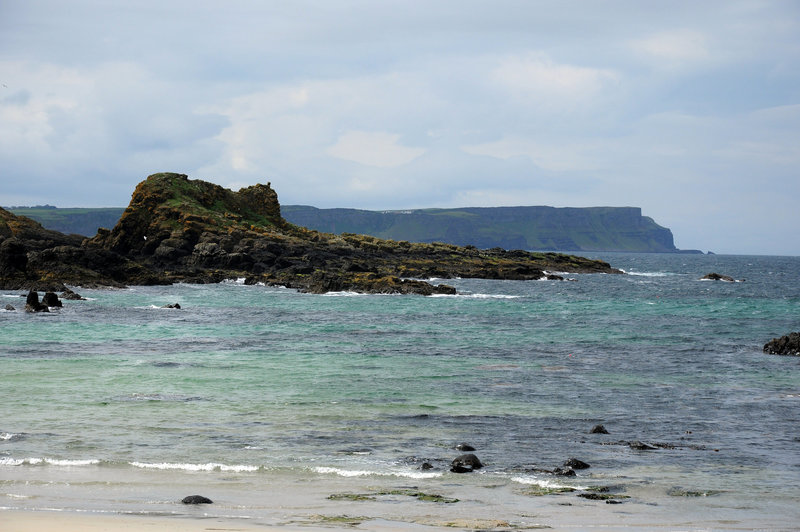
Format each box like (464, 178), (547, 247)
(589, 424), (610, 434)
(4, 304), (15, 311)
(60, 287), (86, 300)
(182, 495), (213, 504)
(563, 458), (590, 470)
(763, 332), (800, 356)
(628, 440), (659, 451)
(162, 303), (181, 309)
(455, 443), (476, 451)
(700, 272), (741, 282)
(526, 466), (576, 477)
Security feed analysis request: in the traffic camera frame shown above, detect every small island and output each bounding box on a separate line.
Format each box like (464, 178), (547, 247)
(0, 173), (620, 295)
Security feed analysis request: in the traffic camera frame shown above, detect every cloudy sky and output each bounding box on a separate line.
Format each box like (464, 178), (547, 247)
(1, 1), (798, 255)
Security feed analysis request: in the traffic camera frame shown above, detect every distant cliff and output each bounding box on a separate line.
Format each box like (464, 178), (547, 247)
(282, 205), (694, 253)
(7, 207), (125, 237)
(9, 202), (696, 254)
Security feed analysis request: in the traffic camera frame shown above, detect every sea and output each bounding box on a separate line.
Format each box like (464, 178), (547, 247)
(1, 253), (799, 530)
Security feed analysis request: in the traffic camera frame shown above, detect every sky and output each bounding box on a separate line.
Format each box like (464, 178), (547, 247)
(1, 1), (798, 255)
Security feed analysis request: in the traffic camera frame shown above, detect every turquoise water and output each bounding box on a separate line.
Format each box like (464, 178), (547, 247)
(1, 253), (799, 527)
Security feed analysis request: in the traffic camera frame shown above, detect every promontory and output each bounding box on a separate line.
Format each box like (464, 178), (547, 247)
(0, 172), (620, 295)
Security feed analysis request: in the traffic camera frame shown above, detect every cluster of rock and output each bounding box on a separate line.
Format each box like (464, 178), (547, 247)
(4, 288), (85, 312)
(763, 332), (800, 356)
(1, 173), (620, 295)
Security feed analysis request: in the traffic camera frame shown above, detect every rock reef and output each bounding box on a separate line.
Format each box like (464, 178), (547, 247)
(763, 332), (800, 356)
(1, 173), (621, 295)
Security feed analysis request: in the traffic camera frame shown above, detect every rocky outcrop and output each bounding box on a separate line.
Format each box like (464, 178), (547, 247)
(763, 333), (800, 356)
(2, 173), (622, 295)
(25, 290), (48, 312)
(701, 272), (741, 282)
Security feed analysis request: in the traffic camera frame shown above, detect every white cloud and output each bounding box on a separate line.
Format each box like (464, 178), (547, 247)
(461, 136), (599, 172)
(326, 130), (425, 168)
(632, 29), (711, 69)
(490, 52), (620, 110)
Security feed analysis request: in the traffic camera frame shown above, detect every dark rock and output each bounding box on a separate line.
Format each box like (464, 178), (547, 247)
(763, 332), (800, 356)
(628, 440), (658, 451)
(526, 466), (576, 476)
(24, 290), (48, 312)
(42, 292), (62, 307)
(701, 272), (740, 282)
(455, 443), (476, 451)
(162, 303), (181, 309)
(563, 458), (590, 470)
(421, 462), (434, 470)
(589, 424), (609, 434)
(60, 287), (86, 300)
(450, 453), (483, 473)
(182, 495), (213, 504)
(4, 304), (15, 311)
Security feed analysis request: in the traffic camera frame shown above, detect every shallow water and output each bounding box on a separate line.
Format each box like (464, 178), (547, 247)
(1, 253), (799, 528)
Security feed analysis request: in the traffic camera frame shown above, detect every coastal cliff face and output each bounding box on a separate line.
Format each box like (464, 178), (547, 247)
(1, 173), (620, 294)
(282, 205), (681, 253)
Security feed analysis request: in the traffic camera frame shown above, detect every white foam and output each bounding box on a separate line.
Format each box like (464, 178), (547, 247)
(321, 291), (365, 297)
(622, 269), (673, 277)
(0, 432), (20, 441)
(510, 476), (587, 490)
(44, 458), (100, 466)
(314, 466), (442, 479)
(0, 457), (99, 467)
(130, 461), (259, 472)
(432, 293), (519, 299)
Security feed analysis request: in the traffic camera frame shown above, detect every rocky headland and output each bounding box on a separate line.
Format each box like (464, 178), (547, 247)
(1, 173), (620, 295)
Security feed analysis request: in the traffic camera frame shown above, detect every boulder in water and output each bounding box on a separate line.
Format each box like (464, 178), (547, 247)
(24, 290), (48, 312)
(563, 458), (590, 470)
(60, 287), (86, 300)
(182, 495), (213, 504)
(589, 424), (610, 434)
(450, 453), (483, 473)
(700, 272), (741, 282)
(763, 332), (800, 356)
(42, 292), (62, 307)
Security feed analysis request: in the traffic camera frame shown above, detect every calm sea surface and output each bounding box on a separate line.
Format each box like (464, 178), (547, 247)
(1, 253), (799, 529)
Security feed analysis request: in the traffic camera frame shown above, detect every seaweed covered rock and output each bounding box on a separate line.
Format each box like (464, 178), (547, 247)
(763, 332), (800, 356)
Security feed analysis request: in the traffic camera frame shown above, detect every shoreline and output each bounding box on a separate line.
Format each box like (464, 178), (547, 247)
(3, 505), (797, 532)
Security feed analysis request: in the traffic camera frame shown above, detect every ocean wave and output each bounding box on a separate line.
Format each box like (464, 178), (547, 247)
(113, 393), (205, 402)
(130, 461), (259, 472)
(314, 466), (442, 479)
(621, 269), (674, 277)
(430, 293), (520, 299)
(510, 476), (587, 490)
(321, 291), (366, 297)
(0, 432), (24, 442)
(0, 457), (100, 467)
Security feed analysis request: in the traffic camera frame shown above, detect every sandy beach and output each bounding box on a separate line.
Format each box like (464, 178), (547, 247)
(4, 509), (797, 532)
